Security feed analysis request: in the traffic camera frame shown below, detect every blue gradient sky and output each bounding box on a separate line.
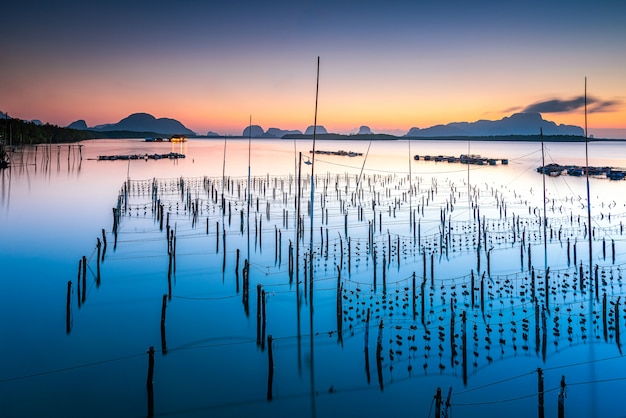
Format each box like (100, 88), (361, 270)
(2, 0), (625, 137)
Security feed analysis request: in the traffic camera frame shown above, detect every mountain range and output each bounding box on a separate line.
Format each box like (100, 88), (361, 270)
(406, 112), (583, 137)
(68, 113), (195, 136)
(64, 111), (583, 138)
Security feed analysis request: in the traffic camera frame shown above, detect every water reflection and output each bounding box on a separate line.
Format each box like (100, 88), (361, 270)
(2, 139), (626, 417)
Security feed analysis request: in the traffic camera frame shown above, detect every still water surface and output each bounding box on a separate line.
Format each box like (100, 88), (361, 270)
(2, 138), (626, 417)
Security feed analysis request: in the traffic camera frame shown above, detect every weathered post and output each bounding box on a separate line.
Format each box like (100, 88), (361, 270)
(412, 272), (416, 321)
(82, 255), (87, 304)
(616, 297), (621, 351)
(336, 265), (343, 345)
(147, 346), (155, 418)
(603, 292), (608, 341)
(255, 283), (262, 347)
(261, 289), (267, 351)
(267, 335), (274, 401)
(101, 228), (107, 261)
(364, 307), (371, 384)
(462, 311), (467, 385)
(538, 367), (545, 418)
(77, 259), (82, 308)
(96, 238), (101, 286)
(235, 248), (240, 292)
(66, 281), (72, 334)
(160, 295), (168, 354)
(558, 375), (566, 418)
(376, 319), (384, 391)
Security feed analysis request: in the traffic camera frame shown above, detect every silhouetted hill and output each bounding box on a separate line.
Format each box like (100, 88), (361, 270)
(242, 125), (265, 137)
(264, 128), (302, 138)
(305, 125), (328, 135)
(283, 133), (397, 140)
(68, 120), (88, 130)
(406, 112), (583, 137)
(92, 113), (195, 136)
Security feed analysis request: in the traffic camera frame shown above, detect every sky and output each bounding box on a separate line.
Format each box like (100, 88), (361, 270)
(2, 0), (626, 138)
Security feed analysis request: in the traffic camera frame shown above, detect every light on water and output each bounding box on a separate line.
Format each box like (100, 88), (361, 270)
(2, 138), (626, 417)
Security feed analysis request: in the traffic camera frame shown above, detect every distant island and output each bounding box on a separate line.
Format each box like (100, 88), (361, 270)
(239, 113), (585, 139)
(2, 111), (623, 145)
(69, 112), (195, 136)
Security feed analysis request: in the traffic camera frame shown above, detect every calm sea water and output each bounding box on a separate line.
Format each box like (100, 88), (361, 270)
(2, 138), (626, 417)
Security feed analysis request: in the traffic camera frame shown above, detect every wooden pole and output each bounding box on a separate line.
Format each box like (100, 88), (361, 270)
(558, 375), (566, 418)
(462, 311), (467, 385)
(235, 248), (240, 292)
(146, 346), (155, 418)
(261, 289), (267, 351)
(538, 367), (545, 418)
(243, 260), (250, 316)
(616, 297), (621, 352)
(336, 266), (343, 345)
(77, 259), (82, 308)
(364, 307), (371, 384)
(257, 284), (262, 347)
(603, 292), (607, 341)
(376, 319), (384, 391)
(412, 272), (416, 321)
(160, 294), (168, 354)
(96, 238), (101, 286)
(101, 228), (107, 261)
(435, 387), (442, 418)
(267, 335), (274, 401)
(66, 280), (72, 334)
(81, 255), (86, 304)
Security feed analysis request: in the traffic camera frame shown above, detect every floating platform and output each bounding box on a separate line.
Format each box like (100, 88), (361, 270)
(536, 163), (624, 180)
(97, 152), (186, 161)
(310, 149), (363, 157)
(414, 154), (508, 165)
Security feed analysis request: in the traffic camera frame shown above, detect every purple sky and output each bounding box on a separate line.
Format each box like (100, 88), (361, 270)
(2, 0), (625, 137)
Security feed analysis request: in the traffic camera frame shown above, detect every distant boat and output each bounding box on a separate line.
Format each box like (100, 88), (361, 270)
(169, 135), (187, 143)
